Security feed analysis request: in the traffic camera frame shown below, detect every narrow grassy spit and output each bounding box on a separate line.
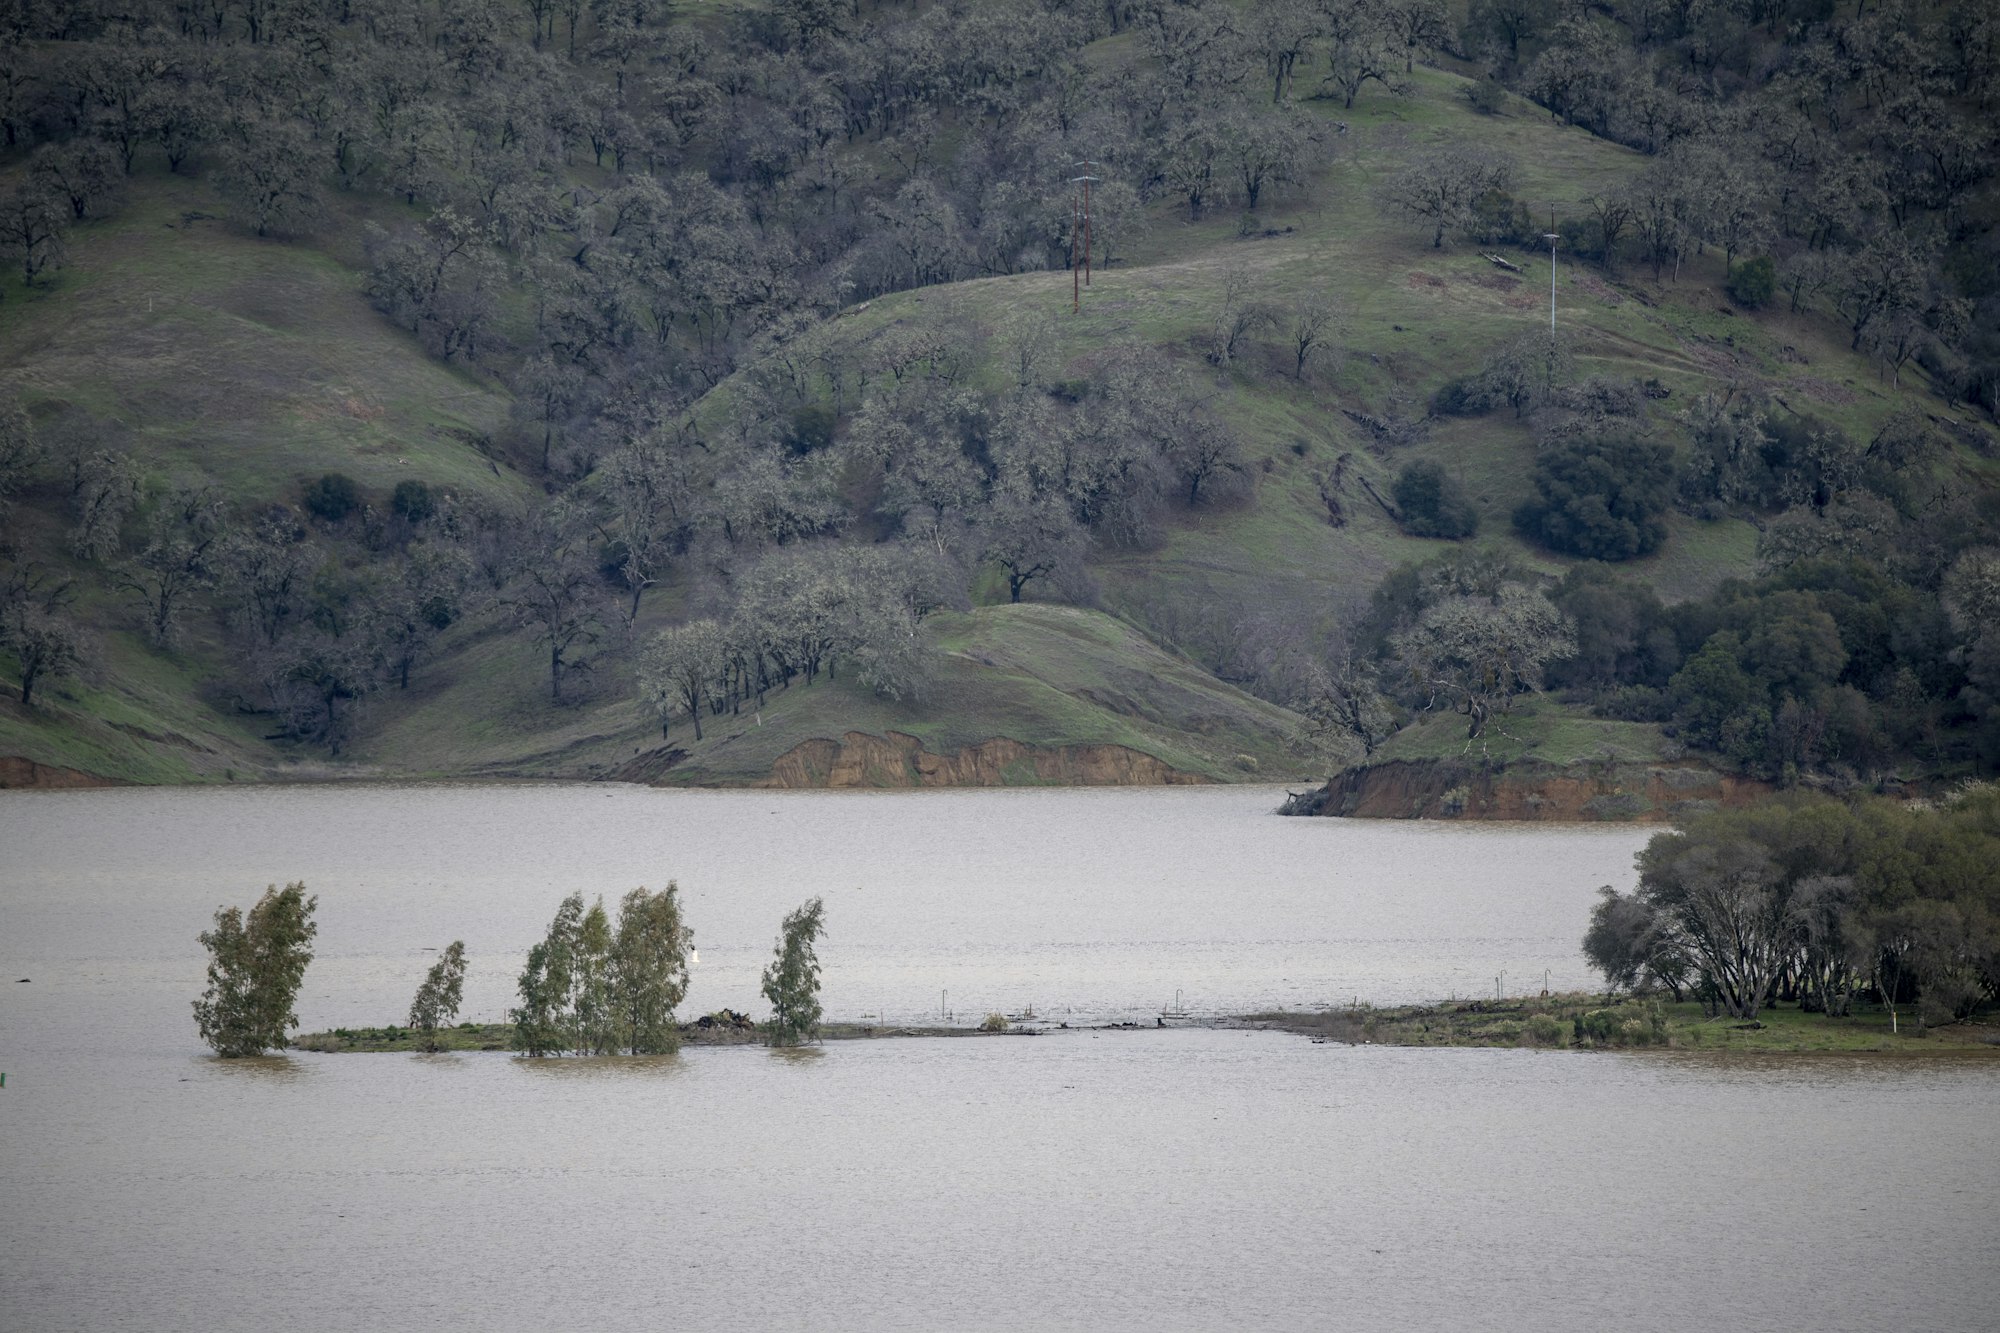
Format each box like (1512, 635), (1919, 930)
(296, 1018), (1052, 1052)
(1240, 995), (2000, 1056)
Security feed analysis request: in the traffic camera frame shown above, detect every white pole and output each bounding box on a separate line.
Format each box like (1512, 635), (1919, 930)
(1543, 232), (1560, 336)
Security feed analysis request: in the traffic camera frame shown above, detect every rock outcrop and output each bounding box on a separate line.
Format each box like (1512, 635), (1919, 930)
(761, 731), (1208, 788)
(1296, 756), (1769, 821)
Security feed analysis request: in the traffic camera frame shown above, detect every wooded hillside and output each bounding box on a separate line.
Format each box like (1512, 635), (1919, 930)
(0, 0), (1995, 789)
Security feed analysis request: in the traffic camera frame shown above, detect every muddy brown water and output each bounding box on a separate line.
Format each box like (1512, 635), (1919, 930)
(3, 785), (1994, 1331)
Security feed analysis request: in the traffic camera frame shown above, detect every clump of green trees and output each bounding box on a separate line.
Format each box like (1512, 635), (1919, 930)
(510, 885), (828, 1054)
(1391, 460), (1479, 540)
(1323, 549), (1577, 742)
(192, 882), (318, 1057)
(1585, 788), (2000, 1029)
(1512, 435), (1675, 561)
(513, 885), (695, 1056)
(192, 881), (833, 1057)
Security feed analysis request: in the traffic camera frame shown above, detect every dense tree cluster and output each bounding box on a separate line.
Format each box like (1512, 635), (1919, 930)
(1586, 788), (2000, 1028)
(1447, 0), (1998, 413)
(1512, 433), (1675, 561)
(513, 884), (694, 1056)
(1340, 549), (1576, 741)
(510, 882), (823, 1052)
(5, 0), (1334, 747)
(1531, 395), (2000, 779)
(0, 0), (1364, 408)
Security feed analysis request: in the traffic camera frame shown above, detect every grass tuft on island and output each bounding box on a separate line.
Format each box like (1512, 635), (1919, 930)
(1238, 994), (2000, 1055)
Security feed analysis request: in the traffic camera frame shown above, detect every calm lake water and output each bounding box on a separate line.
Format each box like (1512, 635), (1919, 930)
(3, 785), (1995, 1331)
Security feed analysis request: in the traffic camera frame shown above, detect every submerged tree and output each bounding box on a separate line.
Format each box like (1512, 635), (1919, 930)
(761, 896), (827, 1047)
(192, 882), (318, 1057)
(407, 940), (467, 1053)
(611, 884), (694, 1055)
(513, 892), (583, 1057)
(515, 888), (691, 1055)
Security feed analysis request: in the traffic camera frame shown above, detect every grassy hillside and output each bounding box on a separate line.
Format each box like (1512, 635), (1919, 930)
(1, 177), (522, 506)
(0, 600), (1316, 785)
(1, 7), (1992, 789)
(753, 63), (1973, 621)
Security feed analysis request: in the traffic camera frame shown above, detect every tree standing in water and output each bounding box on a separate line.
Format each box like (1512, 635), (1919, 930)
(611, 884), (694, 1055)
(761, 896), (826, 1047)
(192, 882), (318, 1057)
(407, 940), (467, 1052)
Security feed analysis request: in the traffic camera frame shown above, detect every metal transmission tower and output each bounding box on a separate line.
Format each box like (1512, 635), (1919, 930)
(1070, 161), (1100, 313)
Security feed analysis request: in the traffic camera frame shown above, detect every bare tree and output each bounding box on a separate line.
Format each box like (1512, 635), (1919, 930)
(28, 141), (121, 222)
(1376, 146), (1513, 249)
(0, 179), (68, 285)
(504, 502), (610, 703)
(1382, 0), (1451, 73)
(1209, 264), (1271, 365)
(1836, 234), (1929, 353)
(1283, 291), (1344, 380)
(115, 480), (228, 648)
(638, 617), (726, 741)
(0, 561), (84, 709)
(0, 390), (42, 517)
(216, 122), (324, 238)
(1318, 0), (1402, 109)
(69, 450), (141, 561)
(979, 485), (1091, 604)
(600, 428), (701, 620)
(1301, 653), (1395, 757)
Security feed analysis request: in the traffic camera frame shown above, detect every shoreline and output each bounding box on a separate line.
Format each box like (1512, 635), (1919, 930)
(295, 998), (2000, 1057)
(1236, 995), (2000, 1055)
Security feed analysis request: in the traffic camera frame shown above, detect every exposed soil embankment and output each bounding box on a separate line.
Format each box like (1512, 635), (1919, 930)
(1292, 756), (1768, 821)
(761, 731), (1209, 788)
(0, 756), (124, 789)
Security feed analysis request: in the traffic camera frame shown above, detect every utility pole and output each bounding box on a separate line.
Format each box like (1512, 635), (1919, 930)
(1542, 229), (1560, 336)
(1070, 161), (1100, 313)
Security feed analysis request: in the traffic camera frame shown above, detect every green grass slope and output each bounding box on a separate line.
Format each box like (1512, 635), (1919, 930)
(0, 175), (534, 783)
(344, 602), (1314, 785)
(2, 593), (1314, 786)
(1, 176), (523, 505)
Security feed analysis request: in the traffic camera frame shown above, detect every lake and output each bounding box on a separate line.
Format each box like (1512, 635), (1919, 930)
(3, 785), (1994, 1331)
